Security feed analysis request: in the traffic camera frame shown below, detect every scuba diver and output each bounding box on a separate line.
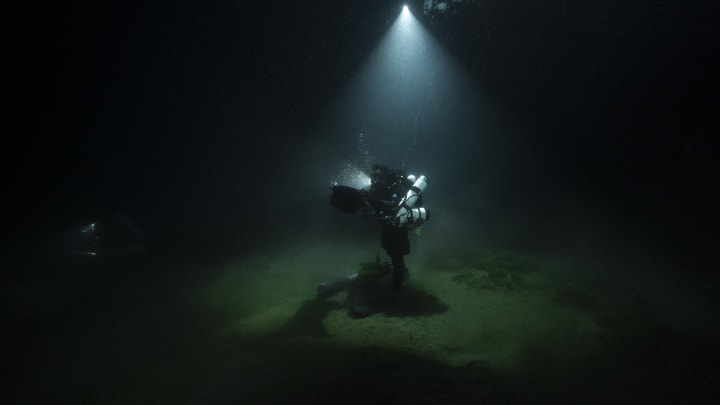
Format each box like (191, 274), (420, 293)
(330, 164), (429, 293)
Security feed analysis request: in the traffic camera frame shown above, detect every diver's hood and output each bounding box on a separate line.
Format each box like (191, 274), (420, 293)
(331, 185), (364, 213)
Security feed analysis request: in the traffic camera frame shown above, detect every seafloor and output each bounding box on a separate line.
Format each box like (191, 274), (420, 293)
(5, 230), (719, 404)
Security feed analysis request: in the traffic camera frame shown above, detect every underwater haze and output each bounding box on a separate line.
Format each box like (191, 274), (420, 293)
(6, 0), (719, 403)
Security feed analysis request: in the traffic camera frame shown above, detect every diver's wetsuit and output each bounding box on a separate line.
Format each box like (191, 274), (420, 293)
(364, 166), (422, 293)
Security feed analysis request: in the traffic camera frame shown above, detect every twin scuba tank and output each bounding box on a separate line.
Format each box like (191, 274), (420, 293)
(394, 174), (429, 227)
(372, 173), (429, 227)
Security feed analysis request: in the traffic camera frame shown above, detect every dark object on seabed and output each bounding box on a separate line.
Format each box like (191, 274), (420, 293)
(316, 256), (392, 298)
(317, 273), (359, 298)
(330, 185), (364, 213)
(349, 304), (375, 319)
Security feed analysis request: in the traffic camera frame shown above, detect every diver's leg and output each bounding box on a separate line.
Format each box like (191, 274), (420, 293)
(391, 255), (407, 293)
(382, 224), (410, 293)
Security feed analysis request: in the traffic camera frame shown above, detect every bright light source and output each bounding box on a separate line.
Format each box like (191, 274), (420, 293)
(402, 5), (409, 15)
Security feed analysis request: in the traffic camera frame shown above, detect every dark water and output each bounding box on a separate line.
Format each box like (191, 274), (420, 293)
(6, 0), (719, 403)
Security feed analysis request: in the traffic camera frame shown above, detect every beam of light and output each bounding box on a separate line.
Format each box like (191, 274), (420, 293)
(326, 5), (465, 167)
(336, 162), (371, 190)
(319, 0), (488, 189)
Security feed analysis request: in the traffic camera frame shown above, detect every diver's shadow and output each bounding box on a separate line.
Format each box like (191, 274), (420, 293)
(276, 277), (448, 339)
(275, 298), (343, 339)
(345, 276), (448, 319)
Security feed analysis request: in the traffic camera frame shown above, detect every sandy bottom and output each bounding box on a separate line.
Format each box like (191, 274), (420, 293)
(6, 235), (719, 404)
